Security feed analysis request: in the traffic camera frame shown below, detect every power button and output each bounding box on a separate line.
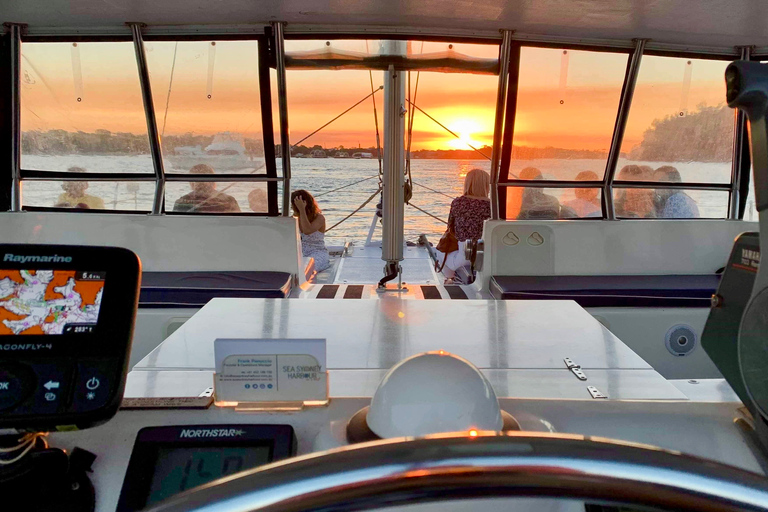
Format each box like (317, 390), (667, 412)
(71, 361), (114, 413)
(86, 377), (100, 390)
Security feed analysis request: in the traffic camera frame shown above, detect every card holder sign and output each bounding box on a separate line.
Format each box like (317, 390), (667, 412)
(214, 339), (328, 407)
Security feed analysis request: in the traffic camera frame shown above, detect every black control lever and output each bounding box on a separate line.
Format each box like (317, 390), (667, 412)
(726, 61), (768, 213)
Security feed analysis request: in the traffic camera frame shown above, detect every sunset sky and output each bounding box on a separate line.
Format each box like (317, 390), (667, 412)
(19, 40), (730, 153)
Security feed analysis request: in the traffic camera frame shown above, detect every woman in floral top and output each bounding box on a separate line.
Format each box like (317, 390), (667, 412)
(436, 168), (491, 283)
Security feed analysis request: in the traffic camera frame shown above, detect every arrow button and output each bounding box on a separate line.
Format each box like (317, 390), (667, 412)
(27, 363), (71, 414)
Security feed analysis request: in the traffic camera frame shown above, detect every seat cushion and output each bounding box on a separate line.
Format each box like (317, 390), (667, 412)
(140, 271), (292, 307)
(489, 274), (719, 308)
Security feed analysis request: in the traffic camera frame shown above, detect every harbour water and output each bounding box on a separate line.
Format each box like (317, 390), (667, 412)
(20, 155), (745, 246)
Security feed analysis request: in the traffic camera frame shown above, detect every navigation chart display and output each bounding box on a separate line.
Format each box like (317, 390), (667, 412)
(0, 270), (105, 335)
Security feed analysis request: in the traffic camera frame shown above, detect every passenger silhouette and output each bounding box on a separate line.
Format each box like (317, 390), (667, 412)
(57, 167), (105, 209)
(435, 169), (491, 282)
(614, 165), (656, 218)
(292, 189), (330, 272)
(248, 188), (268, 213)
(173, 164), (241, 213)
(563, 170), (601, 218)
(517, 167), (561, 219)
(653, 166), (699, 218)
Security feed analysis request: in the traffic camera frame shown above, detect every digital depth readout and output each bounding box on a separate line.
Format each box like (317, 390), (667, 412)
(146, 446), (271, 506)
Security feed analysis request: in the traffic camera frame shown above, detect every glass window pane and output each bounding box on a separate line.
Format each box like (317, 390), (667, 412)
(619, 56), (733, 184)
(22, 180), (154, 211)
(285, 39), (498, 244)
(166, 181), (270, 214)
(746, 170), (758, 221)
(21, 42), (153, 173)
(505, 187), (603, 219)
(145, 41), (266, 175)
(510, 47), (628, 181)
(613, 187), (727, 218)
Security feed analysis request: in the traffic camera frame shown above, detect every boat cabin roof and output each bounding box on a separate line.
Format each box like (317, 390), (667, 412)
(3, 0), (768, 51)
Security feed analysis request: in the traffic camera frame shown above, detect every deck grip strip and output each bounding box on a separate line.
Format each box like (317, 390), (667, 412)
(317, 285), (340, 299)
(421, 285), (442, 300)
(343, 285), (365, 299)
(445, 286), (468, 300)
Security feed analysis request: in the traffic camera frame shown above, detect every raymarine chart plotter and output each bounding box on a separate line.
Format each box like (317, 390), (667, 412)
(0, 244), (141, 431)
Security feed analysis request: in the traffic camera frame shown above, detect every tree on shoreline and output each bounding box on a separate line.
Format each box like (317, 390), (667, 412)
(628, 103), (733, 162)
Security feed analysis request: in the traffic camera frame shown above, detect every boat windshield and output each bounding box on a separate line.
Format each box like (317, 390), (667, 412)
(10, 31), (748, 227)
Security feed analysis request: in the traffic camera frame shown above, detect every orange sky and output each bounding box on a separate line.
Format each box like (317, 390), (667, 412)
(19, 41), (731, 153)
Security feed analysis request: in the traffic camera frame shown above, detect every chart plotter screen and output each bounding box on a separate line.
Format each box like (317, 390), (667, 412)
(0, 270), (106, 335)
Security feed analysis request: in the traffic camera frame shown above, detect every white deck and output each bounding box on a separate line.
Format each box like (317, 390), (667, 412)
(129, 297), (699, 401)
(331, 243), (438, 285)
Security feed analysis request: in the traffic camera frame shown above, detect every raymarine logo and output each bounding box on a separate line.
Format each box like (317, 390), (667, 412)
(179, 428), (246, 439)
(3, 253), (72, 264)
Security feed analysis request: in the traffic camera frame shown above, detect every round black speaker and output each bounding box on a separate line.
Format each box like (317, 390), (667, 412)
(739, 287), (768, 420)
(665, 324), (697, 357)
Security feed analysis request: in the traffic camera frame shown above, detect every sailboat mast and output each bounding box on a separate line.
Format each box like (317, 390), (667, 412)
(381, 41), (406, 277)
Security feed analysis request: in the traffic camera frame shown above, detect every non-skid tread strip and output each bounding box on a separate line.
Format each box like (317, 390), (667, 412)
(445, 286), (468, 299)
(317, 284), (340, 299)
(344, 285), (365, 299)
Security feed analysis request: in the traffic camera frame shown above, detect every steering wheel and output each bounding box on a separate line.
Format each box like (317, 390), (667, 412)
(148, 431), (768, 512)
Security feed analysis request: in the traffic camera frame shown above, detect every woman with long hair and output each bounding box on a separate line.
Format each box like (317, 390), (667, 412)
(291, 189), (330, 272)
(435, 168), (491, 283)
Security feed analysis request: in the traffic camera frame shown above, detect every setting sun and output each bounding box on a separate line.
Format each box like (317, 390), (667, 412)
(446, 119), (485, 150)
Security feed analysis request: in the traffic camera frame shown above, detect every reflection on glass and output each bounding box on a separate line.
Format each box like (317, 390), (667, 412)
(505, 183), (603, 220)
(746, 174), (758, 221)
(614, 188), (727, 218)
(511, 47), (628, 181)
(145, 41), (266, 174)
(619, 56), (733, 183)
(166, 180), (270, 214)
(20, 42), (153, 173)
(22, 180), (154, 211)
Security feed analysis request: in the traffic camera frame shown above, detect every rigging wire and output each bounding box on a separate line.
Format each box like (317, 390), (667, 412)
(365, 40), (383, 178)
(325, 186), (382, 232)
(412, 180), (454, 200)
(316, 174), (379, 198)
(293, 87), (383, 148)
(405, 41), (424, 190)
(188, 87), (380, 213)
(407, 201), (448, 224)
(161, 41), (179, 138)
(406, 99), (491, 161)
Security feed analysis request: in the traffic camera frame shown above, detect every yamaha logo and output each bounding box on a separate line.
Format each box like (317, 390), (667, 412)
(179, 428), (246, 438)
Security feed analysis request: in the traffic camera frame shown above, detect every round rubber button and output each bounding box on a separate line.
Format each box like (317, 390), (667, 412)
(0, 367), (26, 410)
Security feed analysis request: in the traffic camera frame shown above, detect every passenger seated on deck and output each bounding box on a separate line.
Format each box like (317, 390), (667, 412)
(517, 167), (561, 219)
(435, 168), (491, 283)
(563, 171), (601, 218)
(614, 164), (656, 218)
(248, 188), (268, 213)
(173, 164), (241, 213)
(292, 189), (330, 272)
(56, 167), (105, 209)
(653, 166), (700, 218)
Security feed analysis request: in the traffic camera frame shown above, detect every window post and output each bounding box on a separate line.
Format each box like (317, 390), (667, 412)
(730, 46), (752, 219)
(603, 38), (646, 220)
(272, 22), (292, 217)
(490, 30), (513, 220)
(129, 22), (166, 215)
(7, 23), (22, 212)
